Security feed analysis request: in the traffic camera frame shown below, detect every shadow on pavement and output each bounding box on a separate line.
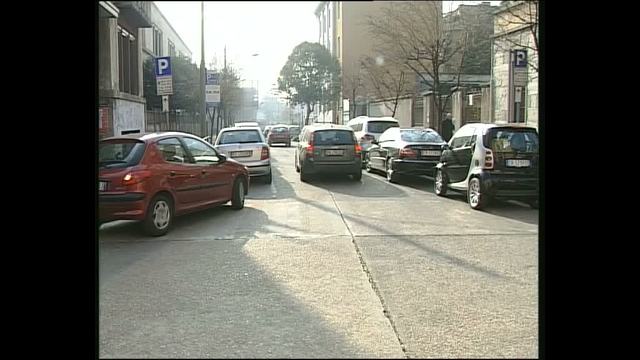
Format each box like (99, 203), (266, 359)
(308, 173), (409, 198)
(100, 210), (381, 358)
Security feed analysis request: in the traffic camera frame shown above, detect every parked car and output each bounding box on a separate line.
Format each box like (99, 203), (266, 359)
(214, 127), (272, 184)
(295, 124), (362, 182)
(434, 124), (539, 210)
(366, 127), (447, 183)
(99, 132), (249, 236)
(267, 125), (291, 147)
(287, 125), (301, 141)
(347, 116), (399, 166)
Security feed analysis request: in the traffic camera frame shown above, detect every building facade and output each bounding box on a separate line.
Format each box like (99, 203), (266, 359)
(491, 0), (539, 129)
(99, 1), (153, 139)
(141, 2), (193, 62)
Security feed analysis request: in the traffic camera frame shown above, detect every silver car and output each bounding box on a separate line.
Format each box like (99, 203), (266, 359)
(214, 127), (272, 184)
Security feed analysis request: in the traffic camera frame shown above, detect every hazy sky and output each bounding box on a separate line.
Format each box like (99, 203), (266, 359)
(154, 1), (500, 101)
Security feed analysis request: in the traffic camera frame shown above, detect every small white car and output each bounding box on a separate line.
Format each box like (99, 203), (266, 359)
(214, 127), (272, 183)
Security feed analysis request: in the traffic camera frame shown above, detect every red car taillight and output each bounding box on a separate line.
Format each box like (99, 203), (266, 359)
(354, 143), (362, 157)
(399, 147), (417, 159)
(483, 149), (494, 169)
(122, 170), (152, 186)
(261, 146), (269, 160)
(306, 133), (315, 156)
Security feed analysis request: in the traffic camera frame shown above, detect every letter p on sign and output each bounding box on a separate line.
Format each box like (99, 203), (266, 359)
(155, 57), (172, 77)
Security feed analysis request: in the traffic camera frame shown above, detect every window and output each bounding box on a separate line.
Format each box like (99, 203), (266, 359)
(182, 137), (220, 164)
(99, 140), (146, 169)
(168, 40), (176, 57)
(313, 130), (354, 145)
(485, 129), (539, 153)
(366, 121), (399, 134)
(400, 129), (444, 143)
(156, 138), (188, 164)
(117, 26), (138, 95)
(153, 27), (163, 56)
(218, 130), (263, 145)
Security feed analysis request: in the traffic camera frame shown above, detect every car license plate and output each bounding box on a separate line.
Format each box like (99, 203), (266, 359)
(230, 150), (252, 158)
(325, 149), (344, 156)
(421, 150), (441, 157)
(506, 159), (531, 167)
(99, 181), (108, 191)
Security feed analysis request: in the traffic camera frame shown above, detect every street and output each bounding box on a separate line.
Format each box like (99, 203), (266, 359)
(99, 144), (538, 358)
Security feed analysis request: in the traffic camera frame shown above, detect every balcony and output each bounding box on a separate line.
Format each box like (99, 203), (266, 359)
(112, 1), (152, 28)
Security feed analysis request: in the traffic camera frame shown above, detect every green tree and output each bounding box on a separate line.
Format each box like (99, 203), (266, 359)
(278, 42), (341, 125)
(143, 55), (201, 112)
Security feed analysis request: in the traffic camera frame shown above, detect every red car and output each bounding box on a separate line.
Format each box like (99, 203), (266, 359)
(267, 126), (291, 147)
(99, 132), (250, 236)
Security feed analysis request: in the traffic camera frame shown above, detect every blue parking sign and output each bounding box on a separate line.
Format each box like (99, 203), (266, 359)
(513, 50), (527, 68)
(155, 57), (172, 77)
(206, 71), (219, 85)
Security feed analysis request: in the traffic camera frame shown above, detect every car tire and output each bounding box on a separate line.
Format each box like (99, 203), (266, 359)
(143, 194), (173, 236)
(365, 159), (373, 173)
(434, 169), (448, 196)
(300, 167), (310, 182)
(264, 170), (273, 184)
(386, 158), (399, 183)
(468, 177), (488, 210)
(353, 171), (362, 181)
(231, 177), (246, 210)
(295, 157), (301, 173)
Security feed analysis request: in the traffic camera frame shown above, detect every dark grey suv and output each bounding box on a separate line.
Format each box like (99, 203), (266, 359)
(295, 124), (362, 182)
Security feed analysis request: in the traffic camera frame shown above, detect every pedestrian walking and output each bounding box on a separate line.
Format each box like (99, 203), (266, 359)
(441, 113), (455, 142)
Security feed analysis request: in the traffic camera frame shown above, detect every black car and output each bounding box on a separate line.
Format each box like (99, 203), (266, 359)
(365, 127), (447, 183)
(434, 124), (539, 210)
(295, 124), (362, 182)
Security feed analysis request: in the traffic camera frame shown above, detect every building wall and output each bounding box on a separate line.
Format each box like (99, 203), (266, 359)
(113, 98), (146, 136)
(368, 97), (412, 128)
(141, 2), (192, 59)
(492, 1), (538, 130)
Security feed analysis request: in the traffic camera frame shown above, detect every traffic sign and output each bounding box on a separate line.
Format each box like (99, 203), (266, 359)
(206, 70), (220, 105)
(513, 49), (527, 68)
(155, 57), (172, 76)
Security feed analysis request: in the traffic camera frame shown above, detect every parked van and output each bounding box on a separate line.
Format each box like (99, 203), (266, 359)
(347, 116), (399, 166)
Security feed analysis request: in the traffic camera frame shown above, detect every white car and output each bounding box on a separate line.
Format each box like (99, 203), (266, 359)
(347, 116), (400, 166)
(214, 127), (272, 183)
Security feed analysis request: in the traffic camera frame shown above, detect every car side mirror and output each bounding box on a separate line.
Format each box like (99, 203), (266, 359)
(218, 154), (227, 163)
(371, 139), (379, 145)
(441, 143), (450, 151)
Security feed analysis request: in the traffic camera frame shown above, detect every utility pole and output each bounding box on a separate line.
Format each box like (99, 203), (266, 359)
(199, 1), (206, 137)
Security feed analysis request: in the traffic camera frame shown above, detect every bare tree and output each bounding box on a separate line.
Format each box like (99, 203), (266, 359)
(366, 1), (469, 133)
(494, 0), (539, 73)
(343, 69), (364, 119)
(360, 56), (408, 118)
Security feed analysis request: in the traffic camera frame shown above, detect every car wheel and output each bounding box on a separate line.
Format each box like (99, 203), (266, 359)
(386, 158), (398, 183)
(365, 154), (373, 172)
(468, 177), (488, 210)
(231, 177), (245, 210)
(353, 171), (362, 181)
(434, 169), (448, 196)
(143, 194), (173, 236)
(295, 157), (300, 173)
(300, 167), (310, 182)
(264, 170), (273, 184)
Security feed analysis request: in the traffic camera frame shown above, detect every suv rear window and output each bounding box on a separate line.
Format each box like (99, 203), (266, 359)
(218, 130), (262, 144)
(312, 130), (355, 145)
(485, 129), (539, 153)
(367, 121), (399, 133)
(99, 140), (145, 169)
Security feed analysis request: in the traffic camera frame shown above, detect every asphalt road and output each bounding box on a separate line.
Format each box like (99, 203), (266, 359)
(99, 144), (538, 358)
